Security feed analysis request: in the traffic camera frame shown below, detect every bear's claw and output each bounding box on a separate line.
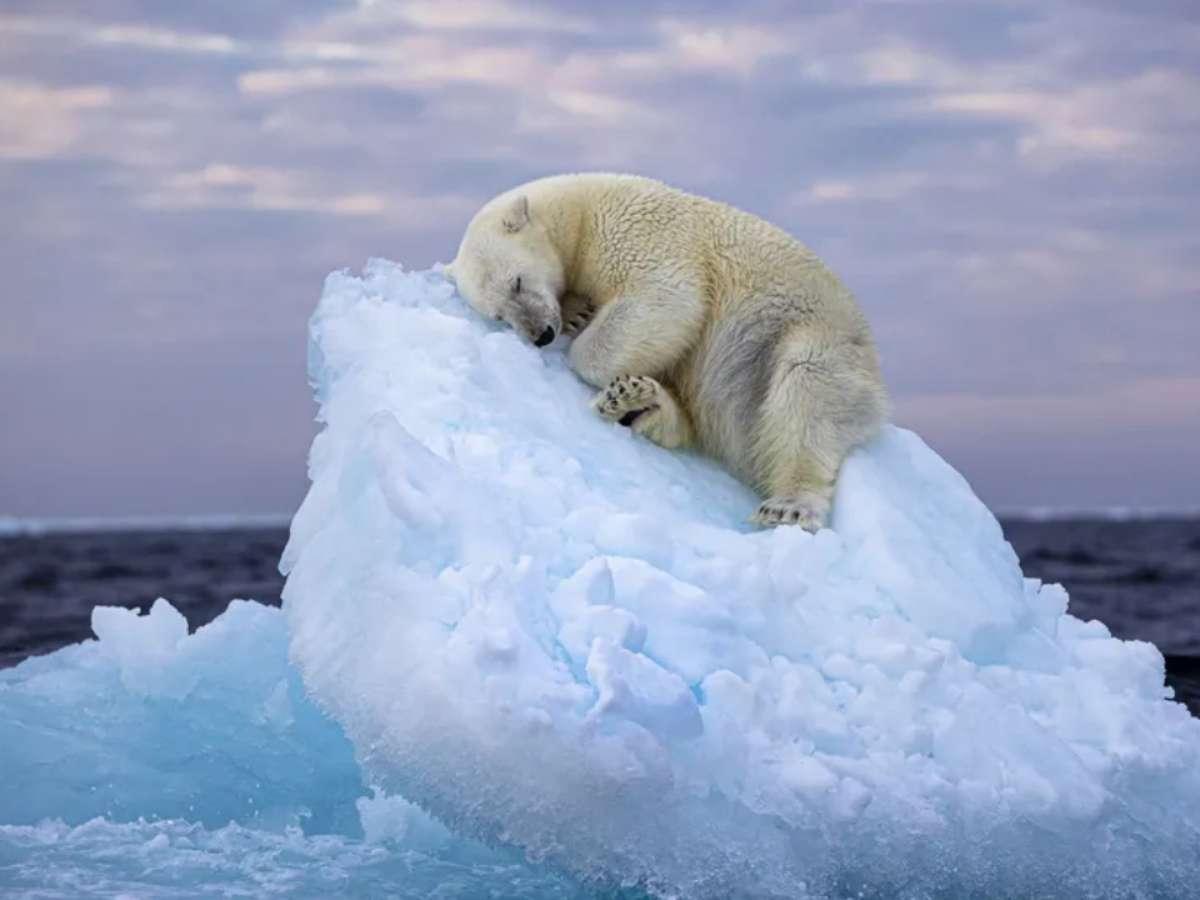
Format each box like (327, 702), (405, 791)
(560, 292), (595, 338)
(594, 374), (660, 424)
(750, 495), (829, 532)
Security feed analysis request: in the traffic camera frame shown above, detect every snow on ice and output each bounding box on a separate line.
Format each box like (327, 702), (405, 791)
(282, 262), (1200, 897)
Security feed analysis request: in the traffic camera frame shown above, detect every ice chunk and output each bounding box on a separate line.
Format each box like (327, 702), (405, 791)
(283, 260), (1200, 898)
(586, 637), (702, 740)
(0, 600), (364, 833)
(0, 599), (588, 897)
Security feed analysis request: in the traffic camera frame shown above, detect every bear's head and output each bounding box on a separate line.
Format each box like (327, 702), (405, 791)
(447, 193), (564, 348)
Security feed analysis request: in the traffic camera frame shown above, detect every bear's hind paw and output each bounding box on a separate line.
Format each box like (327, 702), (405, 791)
(750, 495), (829, 532)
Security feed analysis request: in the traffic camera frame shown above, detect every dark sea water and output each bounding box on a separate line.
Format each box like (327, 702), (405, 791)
(0, 520), (1197, 714)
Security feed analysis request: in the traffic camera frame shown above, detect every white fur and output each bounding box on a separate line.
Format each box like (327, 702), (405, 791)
(450, 174), (889, 530)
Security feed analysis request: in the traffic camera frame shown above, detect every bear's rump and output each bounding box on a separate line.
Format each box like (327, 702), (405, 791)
(684, 307), (783, 485)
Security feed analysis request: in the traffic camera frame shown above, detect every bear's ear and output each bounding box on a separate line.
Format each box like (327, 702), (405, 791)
(501, 195), (530, 233)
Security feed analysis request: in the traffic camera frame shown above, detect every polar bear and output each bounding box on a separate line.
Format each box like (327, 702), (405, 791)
(447, 174), (888, 530)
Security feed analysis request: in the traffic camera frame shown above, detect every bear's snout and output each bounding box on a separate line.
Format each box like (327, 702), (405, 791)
(507, 293), (560, 348)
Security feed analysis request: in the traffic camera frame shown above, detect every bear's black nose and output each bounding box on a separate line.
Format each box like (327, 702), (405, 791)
(535, 327), (556, 347)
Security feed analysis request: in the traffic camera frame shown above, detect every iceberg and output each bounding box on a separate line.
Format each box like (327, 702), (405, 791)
(0, 599), (360, 833)
(281, 261), (1200, 897)
(2, 259), (1197, 898)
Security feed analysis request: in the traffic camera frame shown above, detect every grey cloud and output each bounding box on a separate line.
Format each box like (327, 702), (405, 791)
(0, 34), (254, 91)
(2, 0), (352, 39)
(865, 2), (1039, 60)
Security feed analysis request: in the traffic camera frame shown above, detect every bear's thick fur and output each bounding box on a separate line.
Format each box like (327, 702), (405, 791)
(448, 174), (888, 530)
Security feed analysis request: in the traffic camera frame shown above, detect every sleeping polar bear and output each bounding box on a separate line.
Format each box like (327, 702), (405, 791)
(446, 173), (888, 531)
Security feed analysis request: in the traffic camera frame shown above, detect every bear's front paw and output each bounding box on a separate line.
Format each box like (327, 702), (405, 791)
(560, 292), (595, 338)
(750, 494), (830, 532)
(593, 375), (661, 426)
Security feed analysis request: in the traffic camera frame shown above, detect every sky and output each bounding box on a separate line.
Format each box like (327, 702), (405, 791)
(1, 0), (1198, 518)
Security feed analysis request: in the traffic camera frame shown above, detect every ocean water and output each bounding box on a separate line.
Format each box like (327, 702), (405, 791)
(2, 520), (1196, 712)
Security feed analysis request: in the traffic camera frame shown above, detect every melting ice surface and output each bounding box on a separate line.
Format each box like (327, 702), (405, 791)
(4, 261), (1199, 898)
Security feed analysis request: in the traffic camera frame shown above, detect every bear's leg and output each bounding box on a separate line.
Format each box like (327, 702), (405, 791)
(748, 331), (887, 532)
(593, 375), (695, 449)
(750, 442), (836, 532)
(567, 291), (705, 388)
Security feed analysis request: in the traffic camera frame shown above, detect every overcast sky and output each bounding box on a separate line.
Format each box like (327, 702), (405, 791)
(1, 1), (1197, 518)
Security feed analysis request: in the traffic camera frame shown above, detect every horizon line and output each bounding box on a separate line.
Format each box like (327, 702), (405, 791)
(0, 513), (294, 536)
(3, 506), (1200, 536)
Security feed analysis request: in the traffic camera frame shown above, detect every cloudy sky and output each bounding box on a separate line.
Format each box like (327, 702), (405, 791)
(1, 1), (1197, 518)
